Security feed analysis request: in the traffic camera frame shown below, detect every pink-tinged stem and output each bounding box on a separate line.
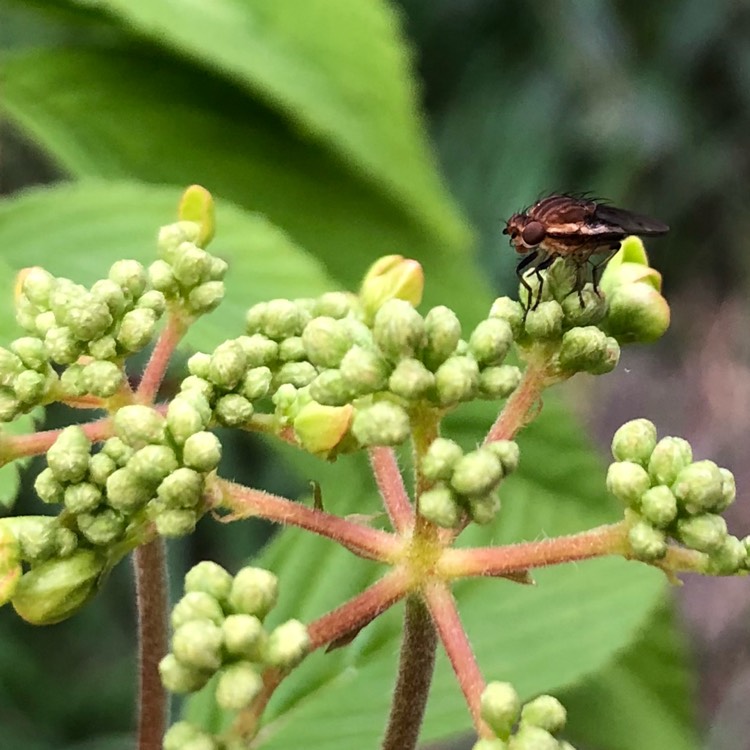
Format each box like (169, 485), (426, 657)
(4, 417), (114, 462)
(369, 446), (413, 533)
(134, 539), (169, 750)
(439, 522), (629, 579)
(423, 581), (492, 737)
(137, 314), (188, 403)
(217, 479), (403, 562)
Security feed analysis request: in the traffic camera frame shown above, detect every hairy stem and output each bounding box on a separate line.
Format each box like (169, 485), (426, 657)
(137, 314), (188, 402)
(134, 539), (169, 750)
(3, 417), (114, 463)
(369, 446), (413, 533)
(381, 595), (438, 750)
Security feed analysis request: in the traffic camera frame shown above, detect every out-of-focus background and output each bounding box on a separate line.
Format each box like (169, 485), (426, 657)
(1, 1), (750, 748)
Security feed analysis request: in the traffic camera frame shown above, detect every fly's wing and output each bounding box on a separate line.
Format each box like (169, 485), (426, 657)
(593, 204), (669, 236)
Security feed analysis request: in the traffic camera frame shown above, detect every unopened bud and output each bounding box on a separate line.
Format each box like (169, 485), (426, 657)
(520, 694), (566, 734)
(222, 614), (267, 659)
(486, 440), (520, 475)
(480, 681), (520, 738)
(82, 360), (124, 397)
(185, 560), (233, 602)
(606, 461), (650, 507)
(109, 259), (147, 299)
(422, 438), (463, 481)
(605, 283), (670, 344)
(216, 662), (263, 710)
(451, 449), (503, 496)
(215, 394), (254, 427)
(489, 297), (525, 338)
(129, 444), (179, 486)
(116, 308), (157, 352)
(611, 419), (657, 466)
(171, 591), (225, 629)
(419, 485), (461, 528)
(524, 301), (563, 340)
(263, 619), (310, 668)
(639, 485), (677, 528)
(182, 431), (222, 473)
(423, 306), (462, 369)
(172, 619), (223, 672)
(388, 358), (434, 399)
(372, 299), (425, 360)
(158, 653), (212, 694)
(469, 318), (513, 366)
(351, 401), (410, 447)
(309, 369), (352, 406)
(293, 402), (353, 455)
(339, 345), (390, 395)
(229, 567), (278, 620)
(47, 426), (91, 483)
(360, 255), (424, 322)
(509, 725), (558, 750)
(157, 468), (204, 509)
(262, 299), (309, 341)
(676, 513), (727, 554)
(434, 356), (479, 405)
(114, 405), (166, 448)
(479, 365), (521, 400)
(672, 460), (725, 514)
(648, 437), (692, 486)
(77, 508), (126, 546)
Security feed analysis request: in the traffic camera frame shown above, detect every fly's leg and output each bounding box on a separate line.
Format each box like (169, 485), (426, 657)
(516, 251), (540, 313)
(531, 255), (556, 310)
(590, 244), (620, 296)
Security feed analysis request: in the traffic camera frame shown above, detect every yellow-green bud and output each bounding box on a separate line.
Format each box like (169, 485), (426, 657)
(293, 402), (353, 455)
(434, 355), (480, 405)
(524, 301), (563, 340)
(606, 461), (650, 507)
(639, 485), (677, 528)
(352, 401), (410, 447)
(672, 460), (725, 514)
(178, 185), (215, 247)
(222, 613), (267, 659)
(137, 289), (167, 316)
(262, 298), (309, 341)
(315, 291), (355, 319)
(180, 375), (215, 402)
(47, 425), (91, 483)
(339, 345), (390, 395)
(77, 508), (126, 545)
(113, 405), (166, 448)
(242, 366), (273, 401)
(88, 452), (117, 487)
(508, 725), (558, 750)
(82, 360), (124, 397)
(90, 279), (128, 318)
(216, 661), (263, 710)
(486, 440), (520, 475)
(605, 283), (670, 344)
(561, 286), (607, 327)
(472, 741), (508, 750)
(64, 481), (102, 514)
(109, 259), (147, 299)
(34, 467), (64, 504)
(67, 295), (113, 341)
(13, 369), (46, 404)
(215, 394), (254, 427)
(187, 352), (211, 379)
(422, 438), (463, 481)
(20, 266), (55, 307)
(302, 316), (353, 368)
(158, 220), (200, 260)
(187, 281), (225, 314)
(12, 549), (104, 624)
(0, 347), (23, 386)
(172, 243), (211, 288)
(129, 445), (179, 486)
(11, 337), (48, 371)
(208, 340), (248, 390)
(611, 419), (657, 466)
(148, 259), (179, 296)
(359, 255), (424, 322)
(185, 560), (233, 602)
(422, 305), (462, 369)
(272, 383), (303, 421)
(520, 694), (566, 734)
(419, 485), (461, 528)
(171, 591), (225, 628)
(163, 722), (217, 750)
(102, 436), (134, 466)
(451, 449), (503, 496)
(34, 311), (57, 337)
(480, 681), (521, 738)
(157, 468), (204, 509)
(718, 468), (736, 512)
(479, 365), (522, 400)
(60, 364), (86, 397)
(117, 308), (157, 352)
(558, 326), (611, 373)
(0, 388), (20, 422)
(372, 299), (425, 361)
(44, 326), (82, 364)
(275, 361), (318, 388)
(489, 297), (525, 338)
(167, 397), (206, 446)
(648, 437), (692, 486)
(0, 523), (21, 604)
(245, 302), (267, 334)
(182, 431), (222, 473)
(278, 335), (306, 362)
(676, 514), (727, 554)
(16, 517), (57, 562)
(469, 318), (513, 366)
(158, 654), (212, 694)
(707, 535), (746, 575)
(388, 358), (435, 399)
(154, 509), (198, 537)
(105, 467), (152, 512)
(263, 619), (310, 668)
(87, 335), (118, 361)
(228, 566), (278, 619)
(309, 369), (353, 406)
(468, 493), (501, 525)
(172, 618), (223, 671)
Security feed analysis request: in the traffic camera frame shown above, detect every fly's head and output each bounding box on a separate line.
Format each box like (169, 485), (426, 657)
(503, 212), (547, 255)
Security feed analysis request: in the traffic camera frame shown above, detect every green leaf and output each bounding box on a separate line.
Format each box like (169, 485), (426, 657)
(0, 180), (336, 351)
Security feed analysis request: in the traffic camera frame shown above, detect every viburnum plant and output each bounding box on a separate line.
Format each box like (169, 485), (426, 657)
(0, 185), (742, 750)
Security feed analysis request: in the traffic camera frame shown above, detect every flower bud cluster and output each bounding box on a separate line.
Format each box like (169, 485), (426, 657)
(152, 220), (226, 315)
(419, 438), (519, 528)
(473, 681), (574, 749)
(159, 561), (309, 715)
(607, 419), (745, 573)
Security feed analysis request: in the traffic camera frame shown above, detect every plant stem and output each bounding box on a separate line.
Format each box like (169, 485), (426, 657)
(134, 539), (169, 750)
(369, 446), (414, 533)
(3, 417), (114, 463)
(381, 595), (438, 750)
(137, 314), (188, 402)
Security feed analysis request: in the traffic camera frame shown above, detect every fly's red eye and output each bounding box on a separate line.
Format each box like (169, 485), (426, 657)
(521, 221), (546, 246)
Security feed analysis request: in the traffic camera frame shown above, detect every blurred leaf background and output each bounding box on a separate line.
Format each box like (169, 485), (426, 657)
(2, 1), (749, 748)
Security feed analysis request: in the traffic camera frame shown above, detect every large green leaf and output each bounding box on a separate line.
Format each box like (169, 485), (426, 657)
(0, 180), (336, 351)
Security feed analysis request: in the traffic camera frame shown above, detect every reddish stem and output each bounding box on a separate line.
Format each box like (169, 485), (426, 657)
(4, 417), (114, 462)
(217, 479), (403, 562)
(423, 581), (492, 737)
(137, 314), (187, 403)
(369, 446), (414, 533)
(134, 539), (170, 750)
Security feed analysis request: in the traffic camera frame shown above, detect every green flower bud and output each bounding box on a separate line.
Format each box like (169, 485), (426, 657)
(48, 278), (84, 323)
(352, 401), (410, 447)
(67, 295), (113, 342)
(34, 467), (64, 504)
(105, 467), (153, 512)
(472, 740), (508, 750)
(82, 360), (124, 398)
(171, 243), (211, 288)
(148, 259), (180, 296)
(707, 535), (746, 575)
(508, 725), (558, 750)
(272, 383), (303, 421)
(0, 523), (21, 604)
(178, 186), (215, 247)
(90, 278), (127, 318)
(102, 436), (134, 466)
(167, 398), (206, 446)
(180, 375), (215, 402)
(344, 317), (376, 348)
(293, 402), (353, 455)
(419, 485), (461, 528)
(524, 301), (563, 340)
(558, 326), (612, 374)
(451, 449), (503, 496)
(263, 619), (310, 668)
(187, 352), (211, 379)
(59, 363), (86, 397)
(422, 438), (463, 481)
(315, 291), (355, 319)
(434, 356), (480, 405)
(47, 426), (91, 483)
(33, 311), (57, 337)
(605, 282), (670, 344)
(171, 591), (225, 628)
(611, 419), (657, 466)
(359, 255), (424, 322)
(0, 347), (23, 386)
(388, 358), (435, 399)
(719, 468), (736, 513)
(158, 221), (200, 259)
(228, 567), (278, 619)
(275, 361), (318, 388)
(469, 318), (513, 366)
(479, 365), (522, 400)
(238, 334), (279, 367)
(486, 440), (520, 475)
(489, 296), (525, 338)
(64, 481), (102, 514)
(302, 316), (353, 368)
(109, 259), (147, 299)
(55, 527), (78, 557)
(639, 485), (677, 528)
(467, 493), (501, 525)
(87, 335), (118, 361)
(309, 369), (352, 406)
(0, 388), (20, 422)
(222, 613), (267, 659)
(137, 289), (167, 316)
(116, 308), (157, 353)
(480, 681), (521, 738)
(277, 335), (306, 363)
(157, 467), (204, 509)
(208, 340), (248, 390)
(13, 369), (46, 404)
(87, 452), (117, 487)
(372, 299), (425, 361)
(77, 508), (125, 545)
(16, 517), (57, 562)
(163, 723), (217, 750)
(262, 298), (309, 341)
(188, 281), (225, 315)
(11, 337), (47, 371)
(12, 549), (104, 625)
(182, 431), (222, 473)
(339, 345), (390, 395)
(129, 444), (179, 486)
(606, 461), (650, 507)
(215, 394), (254, 427)
(676, 513), (727, 553)
(185, 560), (233, 602)
(154, 509), (198, 537)
(672, 460), (725, 514)
(561, 286), (607, 327)
(172, 618), (223, 672)
(242, 366), (273, 401)
(244, 302), (268, 334)
(113, 405), (166, 448)
(216, 661), (264, 710)
(520, 694), (566, 733)
(422, 306), (462, 369)
(20, 266), (55, 307)
(648, 437), (692, 486)
(158, 653), (212, 694)
(44, 326), (82, 364)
